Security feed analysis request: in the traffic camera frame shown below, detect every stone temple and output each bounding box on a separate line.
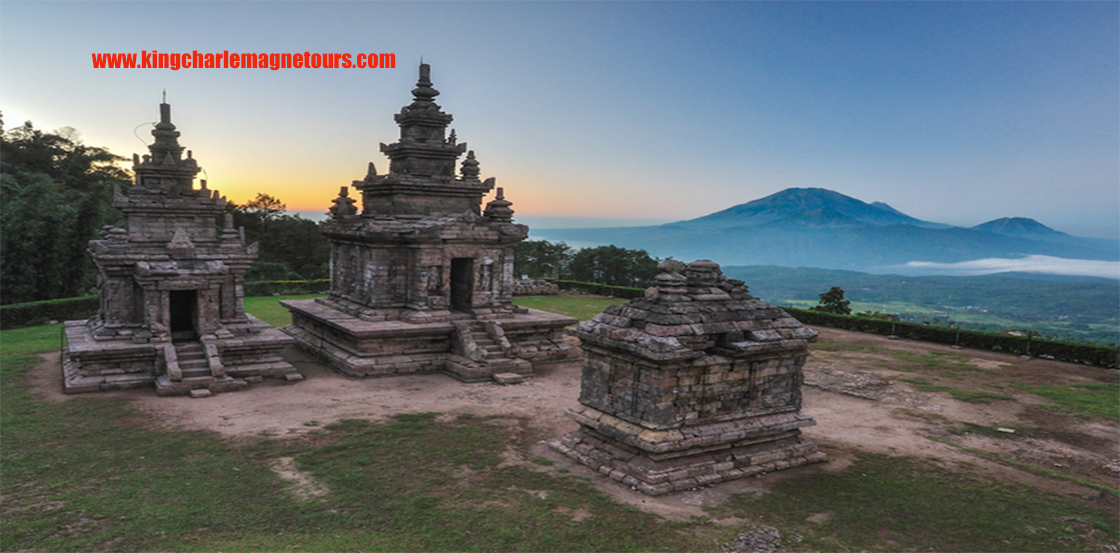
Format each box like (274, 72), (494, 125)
(62, 101), (302, 396)
(552, 259), (827, 495)
(282, 64), (579, 381)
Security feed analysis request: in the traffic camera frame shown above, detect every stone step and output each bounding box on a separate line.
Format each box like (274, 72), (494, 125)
(181, 370), (211, 380)
(493, 372), (527, 385)
(179, 360), (209, 370)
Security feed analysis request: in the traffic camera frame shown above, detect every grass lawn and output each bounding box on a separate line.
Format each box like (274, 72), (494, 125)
(243, 293), (323, 327)
(513, 294), (628, 322)
(2, 296), (1116, 551)
(242, 292), (622, 327)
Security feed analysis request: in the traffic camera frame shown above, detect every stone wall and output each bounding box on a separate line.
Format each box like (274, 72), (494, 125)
(510, 279), (560, 296)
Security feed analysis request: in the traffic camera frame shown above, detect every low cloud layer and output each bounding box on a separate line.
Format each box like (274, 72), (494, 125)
(896, 255), (1120, 279)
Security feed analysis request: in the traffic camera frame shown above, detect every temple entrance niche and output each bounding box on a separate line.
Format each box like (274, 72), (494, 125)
(282, 63), (581, 382)
(61, 100), (303, 396)
(450, 258), (474, 312)
(169, 290), (198, 341)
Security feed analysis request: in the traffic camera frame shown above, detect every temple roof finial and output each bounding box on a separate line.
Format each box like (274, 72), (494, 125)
(411, 62), (439, 107)
(484, 187), (515, 223)
(460, 150), (480, 181)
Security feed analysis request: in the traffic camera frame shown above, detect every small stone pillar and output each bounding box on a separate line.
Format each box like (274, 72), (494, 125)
(552, 260), (826, 495)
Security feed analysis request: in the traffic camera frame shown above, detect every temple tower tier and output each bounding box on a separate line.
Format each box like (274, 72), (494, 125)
(62, 101), (303, 396)
(283, 64), (580, 382)
(551, 260), (827, 495)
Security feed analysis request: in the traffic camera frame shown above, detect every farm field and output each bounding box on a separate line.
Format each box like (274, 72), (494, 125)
(2, 296), (1116, 552)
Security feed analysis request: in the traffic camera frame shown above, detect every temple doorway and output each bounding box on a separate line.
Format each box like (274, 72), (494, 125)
(450, 258), (474, 312)
(169, 290), (198, 341)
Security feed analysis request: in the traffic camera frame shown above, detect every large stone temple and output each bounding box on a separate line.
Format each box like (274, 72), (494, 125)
(62, 101), (302, 396)
(282, 64), (579, 381)
(552, 259), (827, 495)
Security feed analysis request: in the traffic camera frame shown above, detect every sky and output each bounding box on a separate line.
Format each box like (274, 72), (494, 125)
(2, 1), (1117, 239)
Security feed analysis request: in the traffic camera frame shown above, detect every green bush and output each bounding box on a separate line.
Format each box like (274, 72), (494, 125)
(0, 295), (99, 329)
(786, 307), (1118, 368)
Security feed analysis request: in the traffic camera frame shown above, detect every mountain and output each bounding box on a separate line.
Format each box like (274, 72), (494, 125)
(531, 188), (1120, 274)
(678, 188), (948, 230)
(972, 217), (1075, 241)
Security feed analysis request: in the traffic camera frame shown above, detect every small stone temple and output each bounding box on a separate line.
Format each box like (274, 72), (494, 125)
(62, 101), (302, 396)
(552, 259), (827, 495)
(282, 64), (578, 381)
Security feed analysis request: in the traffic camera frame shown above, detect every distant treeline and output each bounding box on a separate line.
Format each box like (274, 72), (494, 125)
(515, 240), (659, 288)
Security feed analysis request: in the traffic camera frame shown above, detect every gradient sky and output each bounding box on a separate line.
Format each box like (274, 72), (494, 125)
(2, 1), (1117, 238)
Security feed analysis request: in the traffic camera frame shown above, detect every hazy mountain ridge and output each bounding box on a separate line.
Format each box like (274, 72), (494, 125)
(533, 188), (1119, 274)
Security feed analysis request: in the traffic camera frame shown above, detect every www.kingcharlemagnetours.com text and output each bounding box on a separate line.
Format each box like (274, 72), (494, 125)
(92, 50), (395, 70)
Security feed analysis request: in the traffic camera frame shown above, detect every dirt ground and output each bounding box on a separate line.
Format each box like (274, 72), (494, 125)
(27, 327), (1120, 521)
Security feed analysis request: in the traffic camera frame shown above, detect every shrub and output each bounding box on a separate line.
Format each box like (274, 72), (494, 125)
(0, 295), (99, 329)
(786, 307), (1118, 368)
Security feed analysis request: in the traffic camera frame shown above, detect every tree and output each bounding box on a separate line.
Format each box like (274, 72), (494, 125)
(226, 194), (330, 280)
(0, 122), (131, 304)
(813, 286), (851, 315)
(514, 239), (573, 279)
(567, 245), (659, 287)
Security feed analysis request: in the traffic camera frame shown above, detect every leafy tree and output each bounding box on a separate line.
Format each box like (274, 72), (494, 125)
(514, 240), (573, 279)
(227, 194), (329, 280)
(813, 286), (851, 315)
(0, 122), (130, 304)
(567, 245), (659, 287)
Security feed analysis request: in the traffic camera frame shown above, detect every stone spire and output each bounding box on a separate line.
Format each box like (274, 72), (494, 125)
(379, 63), (465, 179)
(131, 101), (201, 195)
(460, 150), (480, 181)
(149, 102), (183, 165)
(329, 186), (358, 219)
(484, 187), (515, 222)
(355, 63), (495, 217)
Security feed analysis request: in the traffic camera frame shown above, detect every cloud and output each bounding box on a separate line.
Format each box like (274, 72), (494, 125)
(896, 255), (1120, 280)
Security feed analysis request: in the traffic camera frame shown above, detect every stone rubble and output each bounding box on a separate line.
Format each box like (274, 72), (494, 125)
(510, 279), (560, 296)
(720, 526), (785, 553)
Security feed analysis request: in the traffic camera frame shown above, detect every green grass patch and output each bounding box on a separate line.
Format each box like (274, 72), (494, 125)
(513, 294), (628, 322)
(899, 377), (952, 393)
(948, 423), (1029, 439)
(707, 453), (1118, 552)
(947, 389), (1013, 404)
(243, 294), (323, 327)
(900, 378), (1012, 403)
(930, 437), (1120, 498)
(1010, 382), (1119, 423)
(1, 323), (714, 551)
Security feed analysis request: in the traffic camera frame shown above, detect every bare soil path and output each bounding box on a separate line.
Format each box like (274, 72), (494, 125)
(28, 327), (1119, 521)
